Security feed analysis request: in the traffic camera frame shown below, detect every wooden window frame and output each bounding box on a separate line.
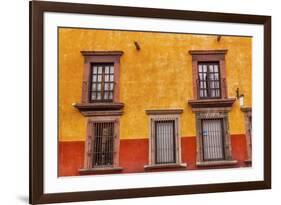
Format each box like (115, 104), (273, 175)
(79, 116), (123, 174)
(189, 50), (228, 100)
(144, 109), (187, 170)
(197, 62), (222, 99)
(89, 63), (115, 103)
(30, 2), (272, 203)
(81, 51), (123, 104)
(195, 109), (237, 167)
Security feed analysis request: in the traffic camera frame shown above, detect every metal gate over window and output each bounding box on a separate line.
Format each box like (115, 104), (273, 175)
(248, 115), (252, 154)
(201, 119), (225, 161)
(249, 116), (252, 143)
(92, 122), (114, 167)
(155, 120), (176, 164)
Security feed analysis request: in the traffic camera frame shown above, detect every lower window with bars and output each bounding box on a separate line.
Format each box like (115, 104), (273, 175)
(92, 122), (115, 168)
(152, 119), (177, 165)
(201, 118), (226, 161)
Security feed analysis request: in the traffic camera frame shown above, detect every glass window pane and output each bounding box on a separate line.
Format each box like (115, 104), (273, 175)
(104, 92), (108, 99)
(203, 73), (207, 80)
(97, 92), (101, 100)
(98, 66), (103, 74)
(216, 89), (220, 97)
(93, 66), (98, 74)
(214, 65), (219, 72)
(91, 92), (96, 100)
(209, 65), (213, 72)
(108, 92), (113, 99)
(92, 84), (96, 91)
(215, 73), (219, 80)
(97, 83), (101, 91)
(110, 66), (114, 74)
(105, 66), (110, 74)
(97, 75), (102, 82)
(110, 83), (114, 90)
(110, 75), (114, 82)
(104, 83), (109, 91)
(203, 65), (207, 72)
(92, 75), (97, 82)
(105, 75), (109, 82)
(204, 90), (207, 97)
(215, 81), (219, 88)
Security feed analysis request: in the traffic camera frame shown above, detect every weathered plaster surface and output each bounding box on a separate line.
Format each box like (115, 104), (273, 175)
(59, 28), (252, 141)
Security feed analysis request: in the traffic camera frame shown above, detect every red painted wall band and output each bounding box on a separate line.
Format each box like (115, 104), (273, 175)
(59, 141), (84, 176)
(59, 135), (248, 176)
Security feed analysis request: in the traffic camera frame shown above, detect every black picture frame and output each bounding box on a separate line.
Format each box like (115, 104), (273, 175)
(30, 1), (271, 204)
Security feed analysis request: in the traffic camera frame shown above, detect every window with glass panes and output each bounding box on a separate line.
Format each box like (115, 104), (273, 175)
(90, 63), (115, 102)
(198, 62), (221, 99)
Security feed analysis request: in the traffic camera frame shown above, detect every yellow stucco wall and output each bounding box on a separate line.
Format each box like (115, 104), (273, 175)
(59, 28), (252, 141)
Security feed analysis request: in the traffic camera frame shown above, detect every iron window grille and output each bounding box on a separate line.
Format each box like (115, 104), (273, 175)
(197, 62), (222, 99)
(248, 115), (252, 158)
(89, 63), (115, 102)
(92, 122), (115, 167)
(154, 120), (177, 164)
(249, 116), (252, 141)
(201, 118), (225, 161)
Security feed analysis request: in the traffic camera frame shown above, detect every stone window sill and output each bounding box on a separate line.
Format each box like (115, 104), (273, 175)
(79, 167), (123, 175)
(144, 163), (187, 171)
(188, 98), (236, 109)
(196, 160), (238, 167)
(74, 102), (124, 111)
(73, 102), (124, 116)
(244, 159), (252, 164)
